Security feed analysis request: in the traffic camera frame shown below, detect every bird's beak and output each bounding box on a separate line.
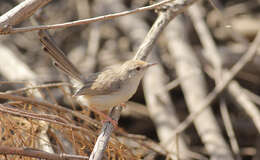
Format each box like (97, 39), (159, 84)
(146, 62), (157, 67)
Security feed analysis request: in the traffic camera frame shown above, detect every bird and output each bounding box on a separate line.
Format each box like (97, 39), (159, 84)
(39, 30), (155, 127)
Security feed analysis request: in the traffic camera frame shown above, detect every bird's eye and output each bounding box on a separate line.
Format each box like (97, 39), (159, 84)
(136, 67), (141, 71)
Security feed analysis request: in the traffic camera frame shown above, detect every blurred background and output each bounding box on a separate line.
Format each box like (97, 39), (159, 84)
(0, 0), (260, 159)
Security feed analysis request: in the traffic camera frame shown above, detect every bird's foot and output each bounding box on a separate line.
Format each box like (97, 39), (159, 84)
(102, 117), (118, 129)
(89, 106), (118, 128)
(120, 103), (126, 108)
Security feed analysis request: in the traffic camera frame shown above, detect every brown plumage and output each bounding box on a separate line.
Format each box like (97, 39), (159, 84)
(39, 30), (155, 110)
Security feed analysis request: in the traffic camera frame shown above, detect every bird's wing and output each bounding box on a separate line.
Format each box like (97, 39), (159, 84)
(74, 69), (122, 96)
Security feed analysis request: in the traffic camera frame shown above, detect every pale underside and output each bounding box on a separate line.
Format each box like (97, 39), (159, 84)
(75, 68), (142, 110)
(82, 77), (140, 110)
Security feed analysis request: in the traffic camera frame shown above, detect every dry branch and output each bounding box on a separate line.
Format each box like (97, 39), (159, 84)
(89, 107), (122, 160)
(188, 3), (242, 159)
(0, 0), (52, 33)
(143, 54), (190, 160)
(170, 30), (260, 135)
(227, 81), (260, 133)
(220, 101), (241, 159)
(166, 15), (233, 160)
(188, 3), (260, 133)
(134, 0), (198, 61)
(0, 104), (93, 135)
(0, 146), (88, 160)
(0, 93), (99, 128)
(1, 0), (183, 34)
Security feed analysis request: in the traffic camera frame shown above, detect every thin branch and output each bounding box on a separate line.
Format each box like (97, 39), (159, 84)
(188, 3), (260, 134)
(0, 93), (100, 127)
(143, 54), (190, 160)
(0, 104), (94, 135)
(1, 0), (177, 34)
(227, 80), (260, 133)
(0, 146), (88, 160)
(0, 81), (28, 84)
(0, 0), (52, 33)
(167, 14), (233, 159)
(134, 0), (198, 61)
(171, 30), (260, 135)
(89, 106), (122, 160)
(5, 82), (70, 94)
(220, 101), (241, 159)
(243, 89), (260, 106)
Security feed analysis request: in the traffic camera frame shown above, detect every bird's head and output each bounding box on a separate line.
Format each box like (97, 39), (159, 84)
(120, 60), (156, 80)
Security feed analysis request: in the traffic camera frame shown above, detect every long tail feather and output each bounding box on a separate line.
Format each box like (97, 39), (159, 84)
(39, 30), (83, 82)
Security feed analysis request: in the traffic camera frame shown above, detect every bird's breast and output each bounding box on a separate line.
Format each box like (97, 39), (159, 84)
(83, 78), (141, 111)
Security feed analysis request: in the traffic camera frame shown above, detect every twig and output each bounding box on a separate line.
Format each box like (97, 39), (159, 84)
(163, 78), (180, 92)
(89, 106), (122, 160)
(5, 82), (70, 94)
(167, 15), (233, 159)
(188, 3), (222, 76)
(134, 0), (198, 61)
(0, 104), (94, 135)
(0, 93), (100, 127)
(0, 81), (28, 84)
(171, 30), (260, 135)
(220, 101), (241, 160)
(188, 3), (236, 158)
(176, 134), (180, 160)
(188, 3), (260, 134)
(0, 146), (88, 160)
(243, 88), (260, 106)
(0, 0), (52, 33)
(143, 54), (190, 160)
(1, 0), (178, 34)
(206, 67), (260, 134)
(227, 80), (260, 133)
(2, 104), (69, 124)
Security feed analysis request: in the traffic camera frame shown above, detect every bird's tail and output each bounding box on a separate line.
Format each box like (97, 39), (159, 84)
(39, 30), (83, 82)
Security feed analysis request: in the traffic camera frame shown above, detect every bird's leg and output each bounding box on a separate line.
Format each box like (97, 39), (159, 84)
(89, 106), (118, 128)
(120, 103), (126, 108)
(102, 117), (118, 129)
